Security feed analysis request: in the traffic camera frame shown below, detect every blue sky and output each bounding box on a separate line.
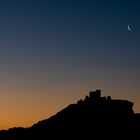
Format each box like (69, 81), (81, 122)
(0, 0), (140, 129)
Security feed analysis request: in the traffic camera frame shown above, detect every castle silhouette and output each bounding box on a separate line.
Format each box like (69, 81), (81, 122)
(0, 90), (140, 139)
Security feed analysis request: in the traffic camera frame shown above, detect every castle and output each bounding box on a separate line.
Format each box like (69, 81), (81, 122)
(77, 90), (134, 115)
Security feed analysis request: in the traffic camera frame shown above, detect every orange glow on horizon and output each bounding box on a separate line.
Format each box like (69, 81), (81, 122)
(0, 75), (139, 130)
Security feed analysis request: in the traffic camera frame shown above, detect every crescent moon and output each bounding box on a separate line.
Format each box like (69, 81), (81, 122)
(127, 25), (132, 31)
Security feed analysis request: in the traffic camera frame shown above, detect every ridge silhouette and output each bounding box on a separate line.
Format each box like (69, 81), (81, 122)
(0, 90), (140, 139)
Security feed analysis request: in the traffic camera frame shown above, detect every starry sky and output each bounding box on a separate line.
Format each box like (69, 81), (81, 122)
(0, 0), (140, 129)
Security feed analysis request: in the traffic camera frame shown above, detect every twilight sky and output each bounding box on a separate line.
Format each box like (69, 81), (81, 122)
(0, 0), (140, 129)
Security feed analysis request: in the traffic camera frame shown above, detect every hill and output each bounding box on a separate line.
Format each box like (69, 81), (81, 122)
(0, 90), (140, 139)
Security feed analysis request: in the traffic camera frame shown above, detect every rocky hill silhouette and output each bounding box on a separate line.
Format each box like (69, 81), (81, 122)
(0, 90), (140, 139)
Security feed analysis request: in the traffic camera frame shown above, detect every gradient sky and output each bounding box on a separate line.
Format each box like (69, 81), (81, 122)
(0, 0), (140, 129)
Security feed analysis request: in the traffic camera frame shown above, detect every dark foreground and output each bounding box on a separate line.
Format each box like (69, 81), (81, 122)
(0, 90), (140, 139)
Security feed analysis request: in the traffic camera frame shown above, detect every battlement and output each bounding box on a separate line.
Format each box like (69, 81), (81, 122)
(77, 90), (134, 115)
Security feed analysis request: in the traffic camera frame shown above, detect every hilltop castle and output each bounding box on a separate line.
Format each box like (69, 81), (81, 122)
(77, 90), (134, 115)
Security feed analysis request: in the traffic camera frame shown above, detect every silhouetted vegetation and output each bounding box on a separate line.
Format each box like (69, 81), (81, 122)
(0, 90), (140, 139)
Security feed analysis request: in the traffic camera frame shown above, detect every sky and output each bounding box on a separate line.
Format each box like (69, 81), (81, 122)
(0, 0), (140, 129)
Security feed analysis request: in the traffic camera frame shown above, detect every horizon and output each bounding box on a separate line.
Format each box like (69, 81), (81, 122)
(0, 89), (138, 130)
(0, 89), (139, 130)
(0, 0), (140, 129)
